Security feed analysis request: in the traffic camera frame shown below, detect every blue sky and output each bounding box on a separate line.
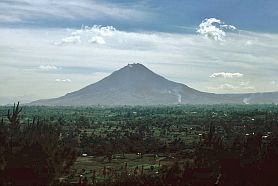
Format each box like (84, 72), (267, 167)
(1, 0), (278, 104)
(1, 0), (278, 32)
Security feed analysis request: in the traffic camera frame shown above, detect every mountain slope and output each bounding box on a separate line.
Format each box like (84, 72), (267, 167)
(29, 63), (278, 106)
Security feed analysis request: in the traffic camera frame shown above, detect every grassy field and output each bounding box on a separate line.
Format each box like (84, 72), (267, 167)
(67, 153), (178, 183)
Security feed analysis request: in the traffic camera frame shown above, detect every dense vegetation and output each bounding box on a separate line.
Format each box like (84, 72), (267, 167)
(1, 104), (278, 185)
(0, 103), (76, 185)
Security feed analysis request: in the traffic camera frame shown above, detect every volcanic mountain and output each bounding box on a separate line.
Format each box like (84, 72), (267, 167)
(30, 63), (278, 106)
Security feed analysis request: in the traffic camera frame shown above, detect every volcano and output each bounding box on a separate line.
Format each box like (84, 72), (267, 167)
(30, 63), (278, 106)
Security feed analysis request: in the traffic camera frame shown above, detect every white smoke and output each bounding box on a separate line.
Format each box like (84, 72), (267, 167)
(243, 98), (250, 104)
(177, 94), (182, 104)
(172, 88), (182, 104)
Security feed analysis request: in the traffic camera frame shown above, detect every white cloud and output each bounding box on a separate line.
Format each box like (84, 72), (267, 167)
(210, 72), (244, 78)
(208, 81), (255, 92)
(55, 78), (72, 82)
(54, 25), (116, 45)
(219, 83), (238, 90)
(39, 65), (58, 70)
(245, 40), (254, 46)
(54, 35), (81, 45)
(209, 83), (239, 91)
(271, 80), (276, 85)
(239, 81), (255, 90)
(72, 25), (116, 37)
(88, 36), (106, 45)
(240, 81), (248, 86)
(197, 18), (236, 41)
(220, 24), (236, 30)
(242, 86), (255, 90)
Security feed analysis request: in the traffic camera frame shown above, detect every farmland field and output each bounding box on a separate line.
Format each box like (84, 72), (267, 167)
(1, 104), (278, 185)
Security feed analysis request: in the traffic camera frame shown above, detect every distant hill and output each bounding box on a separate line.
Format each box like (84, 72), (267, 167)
(29, 63), (278, 106)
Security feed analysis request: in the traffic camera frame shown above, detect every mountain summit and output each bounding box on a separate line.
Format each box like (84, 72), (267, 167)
(30, 64), (278, 106)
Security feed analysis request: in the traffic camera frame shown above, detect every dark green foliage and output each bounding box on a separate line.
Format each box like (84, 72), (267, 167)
(0, 103), (77, 185)
(1, 104), (278, 185)
(7, 102), (22, 127)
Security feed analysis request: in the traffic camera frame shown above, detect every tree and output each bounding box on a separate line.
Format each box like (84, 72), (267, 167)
(7, 102), (22, 154)
(1, 103), (77, 185)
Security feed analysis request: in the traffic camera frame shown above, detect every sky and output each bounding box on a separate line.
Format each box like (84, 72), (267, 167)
(1, 0), (278, 104)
